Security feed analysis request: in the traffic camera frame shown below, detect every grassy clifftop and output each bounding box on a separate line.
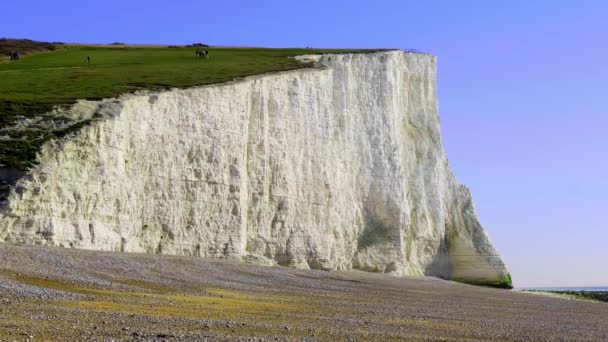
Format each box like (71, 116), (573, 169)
(0, 42), (377, 171)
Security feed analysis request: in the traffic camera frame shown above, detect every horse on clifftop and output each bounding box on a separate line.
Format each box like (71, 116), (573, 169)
(196, 49), (209, 59)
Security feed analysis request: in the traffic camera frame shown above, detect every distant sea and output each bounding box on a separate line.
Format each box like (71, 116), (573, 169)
(517, 287), (608, 292)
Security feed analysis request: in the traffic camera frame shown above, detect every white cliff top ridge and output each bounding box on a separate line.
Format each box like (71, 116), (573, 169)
(0, 50), (511, 288)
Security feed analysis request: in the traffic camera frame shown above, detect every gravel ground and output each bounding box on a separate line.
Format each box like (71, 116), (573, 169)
(0, 244), (607, 341)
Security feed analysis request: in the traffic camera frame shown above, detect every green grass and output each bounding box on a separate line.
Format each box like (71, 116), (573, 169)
(0, 45), (375, 115)
(0, 44), (380, 171)
(525, 290), (608, 303)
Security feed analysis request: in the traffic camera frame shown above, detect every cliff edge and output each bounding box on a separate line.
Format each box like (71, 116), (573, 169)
(0, 51), (511, 287)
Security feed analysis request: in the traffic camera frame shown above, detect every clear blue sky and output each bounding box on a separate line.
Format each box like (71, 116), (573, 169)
(4, 0), (607, 287)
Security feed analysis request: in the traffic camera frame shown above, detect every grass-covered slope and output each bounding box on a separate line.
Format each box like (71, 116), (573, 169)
(554, 291), (608, 302)
(0, 38), (57, 57)
(524, 290), (608, 303)
(0, 43), (376, 172)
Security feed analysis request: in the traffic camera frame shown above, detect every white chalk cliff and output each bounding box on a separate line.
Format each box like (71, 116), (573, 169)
(0, 51), (510, 286)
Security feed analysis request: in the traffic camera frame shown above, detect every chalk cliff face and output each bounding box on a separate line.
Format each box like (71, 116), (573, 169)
(0, 51), (510, 286)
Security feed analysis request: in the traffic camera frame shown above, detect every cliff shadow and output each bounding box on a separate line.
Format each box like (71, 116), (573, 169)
(357, 182), (403, 256)
(357, 213), (394, 250)
(0, 167), (24, 210)
(424, 229), (452, 279)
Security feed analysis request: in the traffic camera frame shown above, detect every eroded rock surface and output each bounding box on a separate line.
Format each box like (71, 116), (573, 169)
(0, 51), (510, 286)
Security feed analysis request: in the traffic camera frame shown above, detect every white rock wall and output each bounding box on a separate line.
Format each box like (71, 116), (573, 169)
(0, 51), (509, 285)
